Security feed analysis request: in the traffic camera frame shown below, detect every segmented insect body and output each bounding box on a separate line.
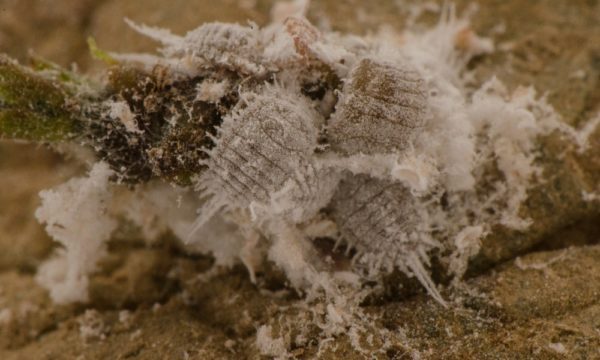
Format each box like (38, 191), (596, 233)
(174, 23), (264, 75)
(329, 174), (445, 305)
(195, 87), (339, 229)
(327, 58), (429, 155)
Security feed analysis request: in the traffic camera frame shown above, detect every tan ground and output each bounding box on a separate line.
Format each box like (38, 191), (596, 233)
(0, 0), (599, 359)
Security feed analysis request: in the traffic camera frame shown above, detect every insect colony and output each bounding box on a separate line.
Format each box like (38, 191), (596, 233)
(35, 11), (562, 306)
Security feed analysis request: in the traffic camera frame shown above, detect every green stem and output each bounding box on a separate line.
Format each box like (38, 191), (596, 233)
(0, 54), (81, 141)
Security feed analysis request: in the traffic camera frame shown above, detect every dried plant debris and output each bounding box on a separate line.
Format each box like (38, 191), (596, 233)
(87, 67), (237, 184)
(1, 1), (599, 357)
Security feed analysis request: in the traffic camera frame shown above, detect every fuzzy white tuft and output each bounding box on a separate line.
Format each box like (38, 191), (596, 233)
(35, 162), (116, 304)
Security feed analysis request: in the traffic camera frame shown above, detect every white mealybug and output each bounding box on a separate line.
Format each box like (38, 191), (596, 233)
(170, 22), (264, 75)
(329, 174), (445, 305)
(327, 57), (429, 155)
(193, 85), (339, 230)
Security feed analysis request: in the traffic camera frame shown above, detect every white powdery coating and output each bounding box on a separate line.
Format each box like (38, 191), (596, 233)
(448, 225), (485, 279)
(318, 149), (438, 194)
(266, 221), (344, 292)
(255, 325), (290, 359)
(195, 79), (230, 103)
(391, 11), (484, 192)
(398, 4), (494, 88)
(373, 12), (557, 204)
(78, 309), (107, 342)
(188, 208), (264, 282)
(113, 183), (198, 243)
(391, 7), (555, 202)
(467, 80), (548, 229)
(106, 100), (142, 134)
(35, 162), (116, 304)
(262, 19), (303, 66)
(113, 184), (256, 273)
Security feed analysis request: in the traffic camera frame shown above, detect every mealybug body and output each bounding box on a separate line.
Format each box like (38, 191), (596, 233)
(329, 174), (445, 305)
(327, 58), (428, 155)
(195, 86), (338, 228)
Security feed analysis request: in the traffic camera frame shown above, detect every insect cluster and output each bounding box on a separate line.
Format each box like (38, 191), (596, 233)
(34, 8), (554, 305)
(153, 18), (445, 301)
